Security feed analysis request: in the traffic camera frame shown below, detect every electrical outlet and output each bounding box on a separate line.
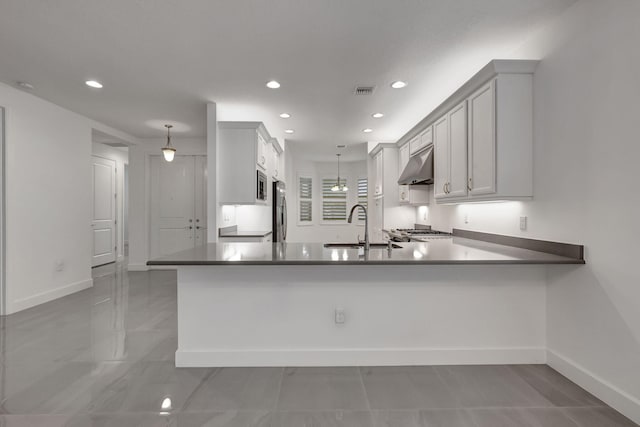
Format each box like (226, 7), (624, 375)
(335, 308), (346, 324)
(464, 213), (469, 224)
(520, 216), (528, 231)
(55, 260), (65, 272)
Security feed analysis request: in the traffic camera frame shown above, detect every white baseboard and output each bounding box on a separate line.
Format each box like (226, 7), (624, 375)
(8, 278), (93, 314)
(176, 347), (546, 368)
(547, 349), (640, 425)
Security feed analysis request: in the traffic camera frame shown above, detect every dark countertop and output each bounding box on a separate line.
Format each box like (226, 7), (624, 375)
(218, 225), (272, 238)
(147, 237), (585, 266)
(219, 230), (272, 238)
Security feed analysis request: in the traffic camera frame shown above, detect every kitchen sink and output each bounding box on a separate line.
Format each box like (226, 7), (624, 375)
(323, 243), (403, 249)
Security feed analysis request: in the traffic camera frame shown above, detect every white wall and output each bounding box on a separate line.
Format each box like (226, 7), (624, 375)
(128, 137), (206, 270)
(0, 82), (137, 314)
(286, 145), (368, 243)
(91, 143), (128, 259)
(422, 0), (640, 422)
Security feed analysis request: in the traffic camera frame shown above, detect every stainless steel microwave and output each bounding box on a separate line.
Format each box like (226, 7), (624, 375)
(257, 170), (267, 201)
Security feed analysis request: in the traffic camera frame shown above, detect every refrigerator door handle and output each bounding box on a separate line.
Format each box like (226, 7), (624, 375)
(282, 196), (287, 241)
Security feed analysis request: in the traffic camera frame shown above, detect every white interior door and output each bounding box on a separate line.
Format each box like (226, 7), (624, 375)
(92, 156), (117, 267)
(150, 156), (196, 258)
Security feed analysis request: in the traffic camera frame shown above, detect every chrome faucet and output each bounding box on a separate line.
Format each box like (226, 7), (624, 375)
(347, 204), (369, 251)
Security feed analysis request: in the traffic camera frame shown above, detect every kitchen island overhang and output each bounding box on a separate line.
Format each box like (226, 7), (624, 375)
(148, 236), (584, 368)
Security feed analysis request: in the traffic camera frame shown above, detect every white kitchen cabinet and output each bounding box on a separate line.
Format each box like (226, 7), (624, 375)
(409, 126), (432, 155)
(434, 101), (468, 201)
(398, 142), (429, 205)
(270, 138), (284, 181)
(468, 79), (496, 196)
(373, 150), (384, 197)
(433, 115), (449, 200)
(256, 132), (268, 171)
(398, 60), (536, 203)
(218, 122), (272, 205)
(447, 101), (469, 198)
(398, 143), (410, 203)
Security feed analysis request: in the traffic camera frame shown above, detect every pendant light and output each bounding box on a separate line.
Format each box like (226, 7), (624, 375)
(331, 154), (348, 192)
(162, 124), (176, 162)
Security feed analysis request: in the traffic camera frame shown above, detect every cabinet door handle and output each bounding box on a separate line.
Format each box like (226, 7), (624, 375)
(443, 184), (447, 194)
(468, 178), (473, 192)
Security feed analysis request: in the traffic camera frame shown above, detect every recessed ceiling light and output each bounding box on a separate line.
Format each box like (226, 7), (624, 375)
(279, 113), (291, 118)
(285, 129), (294, 134)
(363, 128), (373, 133)
(390, 81), (407, 89)
(16, 81), (34, 90)
(266, 80), (281, 89)
(85, 80), (103, 89)
(372, 113), (384, 118)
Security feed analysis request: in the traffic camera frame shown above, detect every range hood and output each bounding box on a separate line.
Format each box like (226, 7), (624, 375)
(397, 145), (434, 185)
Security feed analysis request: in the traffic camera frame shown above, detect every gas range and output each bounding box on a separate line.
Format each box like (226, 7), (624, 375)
(387, 228), (452, 242)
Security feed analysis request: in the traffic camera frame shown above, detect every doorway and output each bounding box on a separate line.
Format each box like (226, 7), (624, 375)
(91, 130), (130, 268)
(91, 155), (117, 267)
(149, 155), (207, 258)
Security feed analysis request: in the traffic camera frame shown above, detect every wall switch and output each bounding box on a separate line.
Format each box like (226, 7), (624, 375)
(55, 260), (65, 272)
(335, 308), (346, 324)
(520, 216), (528, 231)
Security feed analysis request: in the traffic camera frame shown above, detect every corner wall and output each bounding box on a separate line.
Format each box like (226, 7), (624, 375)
(0, 82), (137, 314)
(424, 0), (640, 422)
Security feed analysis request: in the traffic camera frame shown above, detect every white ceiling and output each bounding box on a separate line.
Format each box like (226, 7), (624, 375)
(0, 0), (576, 148)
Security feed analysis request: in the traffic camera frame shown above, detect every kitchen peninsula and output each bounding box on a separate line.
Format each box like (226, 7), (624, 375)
(149, 231), (583, 367)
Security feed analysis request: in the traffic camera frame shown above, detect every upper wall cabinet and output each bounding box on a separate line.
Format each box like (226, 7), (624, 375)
(218, 122), (272, 205)
(270, 138), (284, 182)
(398, 142), (429, 205)
(397, 60), (538, 204)
(256, 132), (268, 171)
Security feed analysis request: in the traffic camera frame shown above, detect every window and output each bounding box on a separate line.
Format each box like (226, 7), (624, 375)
(357, 178), (368, 221)
(298, 175), (312, 223)
(322, 178), (347, 222)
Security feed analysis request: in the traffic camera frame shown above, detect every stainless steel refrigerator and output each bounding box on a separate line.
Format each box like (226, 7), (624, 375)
(272, 181), (287, 242)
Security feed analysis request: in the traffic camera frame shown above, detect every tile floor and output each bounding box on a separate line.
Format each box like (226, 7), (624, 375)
(0, 263), (637, 426)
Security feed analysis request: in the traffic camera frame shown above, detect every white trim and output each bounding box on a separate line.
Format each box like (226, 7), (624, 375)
(176, 347), (546, 368)
(547, 349), (640, 425)
(7, 278), (93, 314)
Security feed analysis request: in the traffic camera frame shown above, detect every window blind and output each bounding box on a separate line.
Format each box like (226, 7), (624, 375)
(322, 178), (347, 221)
(298, 176), (312, 222)
(357, 178), (368, 221)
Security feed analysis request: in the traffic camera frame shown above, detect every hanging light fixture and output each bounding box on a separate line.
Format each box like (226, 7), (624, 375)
(161, 124), (176, 162)
(331, 154), (348, 192)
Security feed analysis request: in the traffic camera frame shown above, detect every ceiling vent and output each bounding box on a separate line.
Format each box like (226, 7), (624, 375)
(354, 86), (375, 96)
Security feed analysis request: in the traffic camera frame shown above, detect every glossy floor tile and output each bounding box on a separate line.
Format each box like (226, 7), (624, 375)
(0, 262), (636, 427)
